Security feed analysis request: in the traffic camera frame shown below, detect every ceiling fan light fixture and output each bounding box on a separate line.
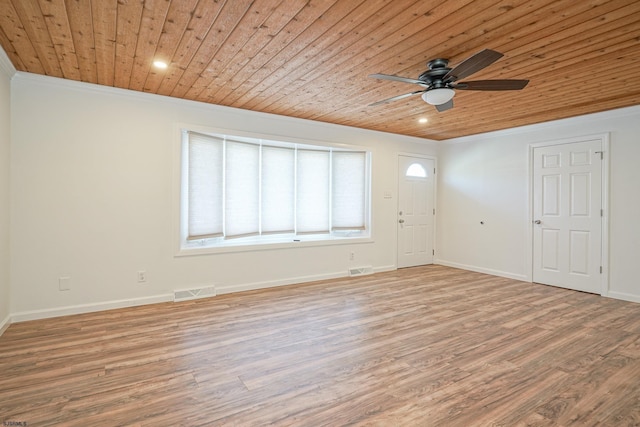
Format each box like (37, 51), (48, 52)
(422, 88), (455, 105)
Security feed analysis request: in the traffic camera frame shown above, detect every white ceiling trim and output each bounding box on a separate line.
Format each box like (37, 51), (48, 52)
(12, 71), (440, 147)
(443, 104), (640, 145)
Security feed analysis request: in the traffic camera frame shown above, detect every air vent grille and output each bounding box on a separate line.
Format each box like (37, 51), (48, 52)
(173, 286), (216, 302)
(348, 266), (374, 277)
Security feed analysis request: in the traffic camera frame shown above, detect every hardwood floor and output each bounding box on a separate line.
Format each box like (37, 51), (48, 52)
(1, 265), (640, 426)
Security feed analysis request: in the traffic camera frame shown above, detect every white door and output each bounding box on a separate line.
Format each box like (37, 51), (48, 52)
(397, 155), (434, 268)
(532, 139), (603, 294)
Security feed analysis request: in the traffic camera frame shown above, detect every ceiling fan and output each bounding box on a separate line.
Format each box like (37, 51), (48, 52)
(369, 49), (529, 112)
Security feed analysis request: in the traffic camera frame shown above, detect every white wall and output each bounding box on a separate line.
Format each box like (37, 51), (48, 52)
(437, 106), (640, 301)
(9, 73), (437, 319)
(0, 49), (14, 332)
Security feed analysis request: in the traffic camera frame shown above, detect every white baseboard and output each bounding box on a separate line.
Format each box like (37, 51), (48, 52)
(216, 265), (397, 295)
(10, 294), (173, 323)
(435, 260), (640, 305)
(9, 265), (401, 323)
(435, 259), (529, 282)
(0, 314), (10, 337)
(606, 291), (640, 304)
(374, 264), (397, 274)
(216, 271), (347, 295)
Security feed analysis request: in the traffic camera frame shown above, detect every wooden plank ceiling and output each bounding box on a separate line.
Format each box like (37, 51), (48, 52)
(0, 0), (638, 140)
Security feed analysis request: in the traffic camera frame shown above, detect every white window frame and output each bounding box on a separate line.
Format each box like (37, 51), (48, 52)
(174, 125), (373, 256)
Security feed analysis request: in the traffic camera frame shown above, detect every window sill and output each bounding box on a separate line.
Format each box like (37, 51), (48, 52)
(176, 234), (374, 257)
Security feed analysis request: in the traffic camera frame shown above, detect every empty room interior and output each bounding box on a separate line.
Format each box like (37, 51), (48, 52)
(1, 0), (640, 425)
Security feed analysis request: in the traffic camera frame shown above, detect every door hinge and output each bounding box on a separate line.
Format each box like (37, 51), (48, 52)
(433, 168), (436, 175)
(433, 208), (435, 215)
(601, 209), (604, 217)
(432, 249), (435, 255)
(600, 266), (603, 274)
(595, 151), (604, 160)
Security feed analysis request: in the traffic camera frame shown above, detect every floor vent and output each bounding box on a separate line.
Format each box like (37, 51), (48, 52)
(173, 286), (216, 302)
(348, 266), (374, 277)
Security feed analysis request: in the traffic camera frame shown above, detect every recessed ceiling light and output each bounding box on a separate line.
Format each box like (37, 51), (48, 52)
(153, 60), (168, 69)
(418, 118), (428, 124)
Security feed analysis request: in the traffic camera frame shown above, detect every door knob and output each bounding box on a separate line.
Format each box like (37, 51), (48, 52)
(534, 220), (541, 224)
(399, 219), (405, 224)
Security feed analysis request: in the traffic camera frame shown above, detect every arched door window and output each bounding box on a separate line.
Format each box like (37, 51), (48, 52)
(406, 163), (427, 178)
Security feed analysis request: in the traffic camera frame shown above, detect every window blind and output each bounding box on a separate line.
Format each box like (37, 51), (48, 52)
(332, 151), (366, 230)
(187, 133), (223, 240)
(261, 145), (295, 234)
(225, 140), (260, 238)
(296, 149), (330, 234)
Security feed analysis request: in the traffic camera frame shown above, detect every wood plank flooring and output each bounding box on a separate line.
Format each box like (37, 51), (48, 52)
(1, 265), (640, 426)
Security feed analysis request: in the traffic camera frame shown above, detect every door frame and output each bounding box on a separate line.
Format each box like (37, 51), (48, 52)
(526, 133), (610, 296)
(396, 152), (438, 268)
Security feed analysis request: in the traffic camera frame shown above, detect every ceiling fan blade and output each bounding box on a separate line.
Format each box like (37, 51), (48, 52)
(369, 73), (426, 86)
(435, 99), (453, 112)
(454, 79), (529, 90)
(444, 49), (504, 82)
(369, 90), (426, 106)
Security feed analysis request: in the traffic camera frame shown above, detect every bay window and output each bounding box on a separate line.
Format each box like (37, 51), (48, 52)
(180, 130), (371, 251)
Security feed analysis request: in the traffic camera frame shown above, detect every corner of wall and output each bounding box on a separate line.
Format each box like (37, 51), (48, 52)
(0, 45), (17, 79)
(0, 43), (13, 337)
(0, 315), (10, 336)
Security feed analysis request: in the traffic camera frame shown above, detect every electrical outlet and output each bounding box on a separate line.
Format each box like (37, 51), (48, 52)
(349, 252), (355, 261)
(137, 270), (147, 283)
(59, 276), (71, 291)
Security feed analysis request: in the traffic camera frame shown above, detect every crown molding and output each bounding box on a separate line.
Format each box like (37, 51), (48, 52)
(12, 72), (439, 147)
(443, 104), (640, 145)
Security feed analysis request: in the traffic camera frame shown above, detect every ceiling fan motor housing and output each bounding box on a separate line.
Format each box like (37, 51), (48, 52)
(418, 58), (452, 88)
